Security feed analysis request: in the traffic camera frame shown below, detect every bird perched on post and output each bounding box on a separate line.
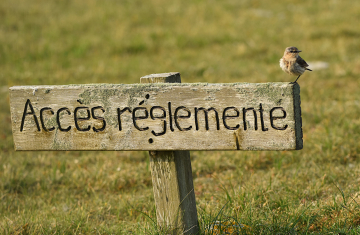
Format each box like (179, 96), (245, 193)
(280, 46), (312, 83)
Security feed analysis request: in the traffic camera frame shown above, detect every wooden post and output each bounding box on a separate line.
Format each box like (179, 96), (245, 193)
(141, 73), (199, 234)
(9, 73), (303, 234)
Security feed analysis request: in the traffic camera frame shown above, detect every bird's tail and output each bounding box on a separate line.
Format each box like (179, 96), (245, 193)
(306, 68), (312, 71)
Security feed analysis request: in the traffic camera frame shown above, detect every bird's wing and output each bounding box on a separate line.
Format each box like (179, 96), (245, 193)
(296, 56), (309, 68)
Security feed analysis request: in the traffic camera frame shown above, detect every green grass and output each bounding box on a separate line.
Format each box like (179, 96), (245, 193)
(1, 0), (360, 234)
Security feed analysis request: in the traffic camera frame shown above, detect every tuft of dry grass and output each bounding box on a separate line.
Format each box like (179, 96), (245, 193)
(1, 0), (360, 234)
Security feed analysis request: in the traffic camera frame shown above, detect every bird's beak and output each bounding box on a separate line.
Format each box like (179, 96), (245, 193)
(297, 50), (302, 53)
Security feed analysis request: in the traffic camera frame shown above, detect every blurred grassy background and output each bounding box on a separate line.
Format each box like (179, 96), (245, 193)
(1, 0), (360, 234)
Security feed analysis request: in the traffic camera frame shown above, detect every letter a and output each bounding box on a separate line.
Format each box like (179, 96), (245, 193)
(20, 99), (40, 131)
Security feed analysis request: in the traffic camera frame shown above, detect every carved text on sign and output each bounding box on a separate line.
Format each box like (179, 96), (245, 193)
(20, 99), (289, 139)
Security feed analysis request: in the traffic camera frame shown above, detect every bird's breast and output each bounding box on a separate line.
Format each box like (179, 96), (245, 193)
(279, 58), (290, 74)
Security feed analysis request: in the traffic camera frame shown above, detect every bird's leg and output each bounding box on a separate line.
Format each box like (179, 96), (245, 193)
(291, 75), (301, 84)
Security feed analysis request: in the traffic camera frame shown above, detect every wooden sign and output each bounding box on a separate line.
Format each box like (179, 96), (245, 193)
(9, 82), (302, 151)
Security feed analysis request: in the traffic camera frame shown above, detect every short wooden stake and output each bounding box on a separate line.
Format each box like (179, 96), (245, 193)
(141, 73), (199, 234)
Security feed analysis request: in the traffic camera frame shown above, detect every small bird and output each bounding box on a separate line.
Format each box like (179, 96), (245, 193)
(280, 46), (312, 83)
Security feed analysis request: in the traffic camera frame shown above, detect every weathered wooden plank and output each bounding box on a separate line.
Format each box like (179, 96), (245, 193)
(9, 81), (302, 151)
(142, 72), (199, 235)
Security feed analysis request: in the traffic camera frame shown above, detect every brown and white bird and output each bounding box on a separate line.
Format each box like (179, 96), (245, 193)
(280, 46), (312, 83)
